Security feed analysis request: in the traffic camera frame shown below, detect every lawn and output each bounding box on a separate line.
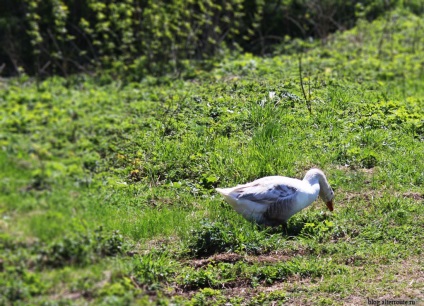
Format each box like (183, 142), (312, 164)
(1, 10), (423, 305)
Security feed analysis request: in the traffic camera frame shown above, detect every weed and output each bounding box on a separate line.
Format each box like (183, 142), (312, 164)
(132, 251), (177, 290)
(186, 221), (238, 258)
(189, 288), (227, 305)
(38, 229), (126, 268)
(0, 269), (46, 302)
(249, 290), (286, 305)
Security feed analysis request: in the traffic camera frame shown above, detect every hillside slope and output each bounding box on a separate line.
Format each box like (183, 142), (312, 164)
(1, 10), (423, 305)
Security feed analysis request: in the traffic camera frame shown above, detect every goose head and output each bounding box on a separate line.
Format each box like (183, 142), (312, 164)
(304, 168), (335, 211)
(320, 185), (334, 211)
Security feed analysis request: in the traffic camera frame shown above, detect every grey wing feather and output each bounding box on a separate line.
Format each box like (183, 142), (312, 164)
(235, 183), (297, 204)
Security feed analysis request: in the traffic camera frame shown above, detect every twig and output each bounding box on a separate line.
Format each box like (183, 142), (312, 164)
(298, 54), (312, 114)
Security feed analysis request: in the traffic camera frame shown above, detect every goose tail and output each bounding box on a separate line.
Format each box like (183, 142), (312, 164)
(215, 187), (230, 196)
(215, 187), (238, 206)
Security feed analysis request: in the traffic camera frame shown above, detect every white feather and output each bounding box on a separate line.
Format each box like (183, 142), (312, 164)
(216, 168), (334, 226)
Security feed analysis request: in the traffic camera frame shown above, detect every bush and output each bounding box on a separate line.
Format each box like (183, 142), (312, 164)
(1, 0), (422, 77)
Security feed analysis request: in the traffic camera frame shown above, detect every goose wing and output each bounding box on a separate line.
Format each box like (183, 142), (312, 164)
(232, 181), (298, 205)
(233, 182), (298, 225)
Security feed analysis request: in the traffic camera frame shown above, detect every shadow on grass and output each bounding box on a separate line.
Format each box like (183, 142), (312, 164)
(259, 211), (334, 237)
(257, 223), (303, 237)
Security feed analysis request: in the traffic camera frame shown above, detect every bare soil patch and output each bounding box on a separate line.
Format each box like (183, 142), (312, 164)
(402, 192), (424, 201)
(189, 251), (293, 268)
(175, 255), (423, 304)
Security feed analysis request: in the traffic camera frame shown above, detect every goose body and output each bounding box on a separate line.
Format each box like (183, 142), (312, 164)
(216, 168), (334, 226)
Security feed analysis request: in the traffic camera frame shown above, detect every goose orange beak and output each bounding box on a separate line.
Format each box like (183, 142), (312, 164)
(326, 200), (334, 212)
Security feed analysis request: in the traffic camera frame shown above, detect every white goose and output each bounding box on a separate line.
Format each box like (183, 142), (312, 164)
(216, 168), (334, 226)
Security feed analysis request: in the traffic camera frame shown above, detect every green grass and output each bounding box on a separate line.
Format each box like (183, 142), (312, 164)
(1, 10), (424, 305)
